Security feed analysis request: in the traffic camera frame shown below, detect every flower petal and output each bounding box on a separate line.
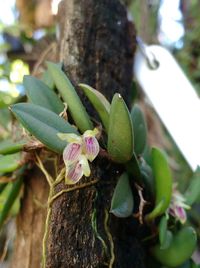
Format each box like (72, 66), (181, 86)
(79, 155), (91, 177)
(57, 133), (82, 143)
(174, 206), (187, 224)
(83, 128), (99, 138)
(83, 136), (99, 162)
(65, 161), (83, 184)
(63, 143), (82, 164)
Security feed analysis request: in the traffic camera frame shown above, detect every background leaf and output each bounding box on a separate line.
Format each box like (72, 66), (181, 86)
(0, 176), (23, 229)
(185, 167), (200, 205)
(0, 153), (21, 173)
(0, 138), (25, 154)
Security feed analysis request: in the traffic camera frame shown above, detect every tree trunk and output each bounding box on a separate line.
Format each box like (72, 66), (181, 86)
(12, 1), (146, 267)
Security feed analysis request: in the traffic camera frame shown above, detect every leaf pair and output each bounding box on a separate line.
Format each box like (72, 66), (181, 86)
(80, 86), (134, 163)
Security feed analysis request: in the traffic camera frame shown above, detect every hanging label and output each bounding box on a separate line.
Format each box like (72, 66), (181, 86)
(134, 45), (200, 171)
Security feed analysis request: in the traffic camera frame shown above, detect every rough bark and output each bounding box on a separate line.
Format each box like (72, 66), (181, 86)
(58, 0), (135, 107)
(47, 1), (145, 268)
(11, 1), (147, 268)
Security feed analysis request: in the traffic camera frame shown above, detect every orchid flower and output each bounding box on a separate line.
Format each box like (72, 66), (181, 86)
(168, 184), (190, 224)
(57, 128), (99, 184)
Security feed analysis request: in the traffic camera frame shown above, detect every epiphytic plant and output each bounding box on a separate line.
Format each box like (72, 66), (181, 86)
(0, 62), (199, 267)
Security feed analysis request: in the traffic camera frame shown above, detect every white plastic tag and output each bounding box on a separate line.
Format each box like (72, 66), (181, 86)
(134, 45), (200, 171)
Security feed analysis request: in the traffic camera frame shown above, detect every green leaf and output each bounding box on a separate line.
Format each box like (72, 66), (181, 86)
(140, 161), (154, 196)
(152, 227), (197, 267)
(79, 83), (110, 132)
(146, 148), (172, 220)
(125, 152), (142, 183)
(23, 75), (64, 114)
(159, 216), (173, 250)
(0, 108), (11, 130)
(47, 62), (93, 132)
(11, 103), (79, 153)
(131, 104), (147, 155)
(185, 167), (200, 205)
(0, 183), (7, 194)
(0, 153), (21, 173)
(160, 230), (173, 250)
(107, 94), (134, 163)
(42, 70), (55, 89)
(110, 172), (134, 218)
(0, 176), (23, 229)
(159, 215), (168, 247)
(0, 139), (25, 154)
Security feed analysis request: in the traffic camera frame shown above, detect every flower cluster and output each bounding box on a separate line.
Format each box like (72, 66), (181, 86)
(168, 184), (190, 224)
(57, 128), (99, 184)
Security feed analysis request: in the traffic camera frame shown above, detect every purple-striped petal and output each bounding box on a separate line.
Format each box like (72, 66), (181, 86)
(63, 143), (82, 164)
(83, 136), (99, 162)
(174, 206), (187, 224)
(65, 161), (83, 184)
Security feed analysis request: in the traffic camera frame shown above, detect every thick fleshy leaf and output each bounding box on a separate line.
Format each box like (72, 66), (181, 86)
(42, 70), (55, 89)
(24, 75), (64, 114)
(79, 83), (110, 132)
(125, 153), (142, 183)
(185, 167), (200, 205)
(108, 94), (134, 163)
(0, 183), (7, 194)
(0, 139), (26, 155)
(151, 227), (197, 267)
(110, 172), (134, 218)
(11, 103), (79, 153)
(140, 160), (154, 196)
(131, 104), (147, 155)
(146, 148), (172, 220)
(42, 63), (62, 89)
(47, 62), (93, 132)
(0, 176), (23, 229)
(160, 230), (173, 250)
(159, 215), (168, 248)
(0, 153), (21, 173)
